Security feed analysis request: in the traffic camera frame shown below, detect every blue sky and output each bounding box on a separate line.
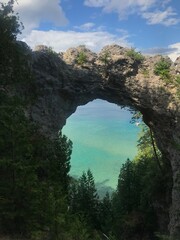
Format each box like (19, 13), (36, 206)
(3, 0), (180, 60)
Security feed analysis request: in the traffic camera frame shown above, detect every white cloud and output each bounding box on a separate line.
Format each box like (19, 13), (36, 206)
(142, 7), (179, 26)
(1, 0), (68, 34)
(142, 43), (180, 61)
(161, 0), (171, 7)
(23, 29), (131, 52)
(74, 22), (107, 32)
(74, 22), (95, 31)
(143, 47), (177, 55)
(84, 0), (156, 17)
(168, 43), (180, 61)
(84, 0), (110, 8)
(84, 0), (179, 26)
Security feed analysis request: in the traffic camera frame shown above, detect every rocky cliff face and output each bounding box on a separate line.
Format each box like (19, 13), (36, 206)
(27, 44), (179, 239)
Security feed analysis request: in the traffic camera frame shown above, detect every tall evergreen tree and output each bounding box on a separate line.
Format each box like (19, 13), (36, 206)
(111, 123), (172, 240)
(99, 192), (114, 234)
(69, 170), (100, 229)
(0, 2), (73, 238)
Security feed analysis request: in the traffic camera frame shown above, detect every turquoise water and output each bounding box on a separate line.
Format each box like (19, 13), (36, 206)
(62, 100), (140, 189)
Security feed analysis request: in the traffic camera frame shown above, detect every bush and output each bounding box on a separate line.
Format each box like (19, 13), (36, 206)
(35, 45), (58, 57)
(76, 51), (87, 65)
(154, 58), (171, 81)
(175, 76), (180, 99)
(126, 48), (145, 62)
(156, 233), (170, 240)
(99, 51), (111, 66)
(141, 68), (149, 78)
(175, 75), (180, 85)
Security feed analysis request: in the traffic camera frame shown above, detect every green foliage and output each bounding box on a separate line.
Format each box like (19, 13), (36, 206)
(111, 124), (172, 240)
(37, 45), (59, 57)
(115, 159), (140, 214)
(99, 192), (114, 234)
(0, 0), (27, 86)
(175, 75), (180, 84)
(76, 51), (87, 65)
(136, 124), (160, 158)
(0, 95), (73, 236)
(0, 87), (73, 238)
(99, 51), (111, 66)
(154, 58), (171, 81)
(69, 170), (100, 229)
(175, 75), (180, 99)
(156, 233), (170, 240)
(0, 0), (35, 108)
(65, 215), (91, 240)
(68, 170), (116, 239)
(126, 48), (145, 62)
(130, 110), (142, 124)
(141, 67), (149, 77)
(0, 2), (74, 238)
(0, 0), (23, 41)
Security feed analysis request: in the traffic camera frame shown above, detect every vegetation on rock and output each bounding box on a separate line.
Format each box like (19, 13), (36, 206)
(76, 51), (87, 65)
(126, 48), (145, 62)
(175, 75), (180, 85)
(154, 58), (171, 81)
(99, 51), (111, 66)
(35, 45), (59, 58)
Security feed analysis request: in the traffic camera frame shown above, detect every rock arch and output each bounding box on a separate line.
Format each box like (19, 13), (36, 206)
(29, 45), (180, 238)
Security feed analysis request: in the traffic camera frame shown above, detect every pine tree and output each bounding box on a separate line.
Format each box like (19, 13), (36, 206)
(0, 2), (73, 237)
(70, 170), (100, 229)
(99, 192), (113, 234)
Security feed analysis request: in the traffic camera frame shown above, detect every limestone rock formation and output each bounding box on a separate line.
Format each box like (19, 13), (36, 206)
(27, 44), (179, 239)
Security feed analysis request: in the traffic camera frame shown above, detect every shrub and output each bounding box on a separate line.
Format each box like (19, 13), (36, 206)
(76, 51), (87, 65)
(141, 68), (149, 77)
(175, 75), (180, 85)
(46, 46), (58, 56)
(154, 58), (171, 81)
(126, 48), (145, 62)
(175, 76), (180, 99)
(35, 45), (58, 57)
(156, 233), (170, 240)
(99, 51), (111, 66)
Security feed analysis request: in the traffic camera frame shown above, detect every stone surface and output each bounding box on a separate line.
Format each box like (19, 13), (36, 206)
(28, 44), (180, 239)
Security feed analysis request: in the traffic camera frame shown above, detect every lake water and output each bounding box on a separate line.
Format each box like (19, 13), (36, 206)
(62, 99), (140, 190)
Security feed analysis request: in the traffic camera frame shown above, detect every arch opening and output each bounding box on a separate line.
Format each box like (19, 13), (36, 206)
(62, 99), (140, 192)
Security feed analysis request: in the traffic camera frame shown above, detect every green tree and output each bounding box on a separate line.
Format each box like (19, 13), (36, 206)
(69, 170), (100, 229)
(0, 0), (32, 86)
(111, 122), (172, 240)
(116, 159), (140, 214)
(99, 192), (114, 234)
(0, 104), (72, 236)
(0, 2), (73, 238)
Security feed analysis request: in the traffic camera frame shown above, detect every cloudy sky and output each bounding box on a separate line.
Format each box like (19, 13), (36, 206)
(3, 0), (180, 60)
